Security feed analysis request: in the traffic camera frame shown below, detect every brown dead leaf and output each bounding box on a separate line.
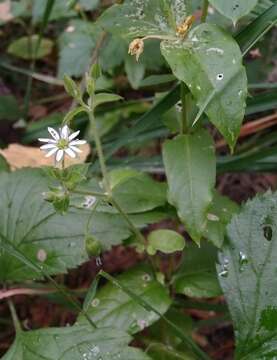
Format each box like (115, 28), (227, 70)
(0, 143), (90, 170)
(0, 1), (13, 22)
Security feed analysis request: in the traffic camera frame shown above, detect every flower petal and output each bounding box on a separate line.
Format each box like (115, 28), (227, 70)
(56, 149), (64, 162)
(65, 148), (76, 158)
(45, 147), (58, 158)
(69, 145), (82, 153)
(38, 138), (56, 144)
(61, 125), (69, 139)
(40, 144), (57, 150)
(68, 130), (80, 141)
(48, 127), (60, 140)
(69, 139), (87, 146)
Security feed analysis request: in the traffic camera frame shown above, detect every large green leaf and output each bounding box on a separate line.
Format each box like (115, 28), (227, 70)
(58, 20), (98, 78)
(1, 325), (149, 360)
(0, 169), (89, 281)
(110, 169), (167, 214)
(174, 242), (222, 298)
(162, 129), (216, 243)
(99, 0), (188, 39)
(217, 191), (277, 359)
(209, 0), (258, 24)
(78, 266), (171, 333)
(161, 23), (248, 150)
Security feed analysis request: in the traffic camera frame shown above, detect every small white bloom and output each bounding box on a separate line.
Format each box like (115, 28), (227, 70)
(39, 125), (86, 162)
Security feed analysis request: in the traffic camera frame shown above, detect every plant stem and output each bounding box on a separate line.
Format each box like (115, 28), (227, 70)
(111, 198), (145, 245)
(7, 299), (21, 333)
(87, 108), (146, 246)
(201, 0), (209, 23)
(72, 189), (108, 198)
(88, 110), (111, 194)
(180, 83), (189, 134)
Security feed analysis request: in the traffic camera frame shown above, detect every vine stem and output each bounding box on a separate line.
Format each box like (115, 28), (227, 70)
(7, 299), (22, 333)
(201, 0), (209, 23)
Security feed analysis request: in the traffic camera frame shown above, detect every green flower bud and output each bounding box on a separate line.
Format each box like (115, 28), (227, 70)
(86, 235), (102, 256)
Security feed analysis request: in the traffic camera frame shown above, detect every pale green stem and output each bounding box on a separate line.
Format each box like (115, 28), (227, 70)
(88, 110), (112, 195)
(7, 299), (22, 333)
(87, 108), (146, 246)
(201, 0), (209, 23)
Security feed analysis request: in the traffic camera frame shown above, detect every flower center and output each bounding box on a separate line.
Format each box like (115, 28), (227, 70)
(57, 138), (69, 149)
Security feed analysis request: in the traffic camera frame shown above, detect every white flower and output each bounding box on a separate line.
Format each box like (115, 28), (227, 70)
(39, 125), (86, 162)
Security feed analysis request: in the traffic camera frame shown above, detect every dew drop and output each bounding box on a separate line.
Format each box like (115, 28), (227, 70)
(216, 73), (224, 81)
(91, 298), (100, 307)
(142, 273), (151, 282)
(219, 269), (229, 278)
(37, 249), (47, 262)
(96, 256), (102, 267)
(263, 225), (273, 241)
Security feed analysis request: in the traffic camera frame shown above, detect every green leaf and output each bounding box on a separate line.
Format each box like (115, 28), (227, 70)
(111, 169), (167, 214)
(125, 55), (145, 90)
(32, 0), (74, 22)
(147, 343), (195, 360)
(78, 266), (171, 333)
(236, 3), (277, 55)
(0, 155), (9, 173)
(93, 93), (123, 108)
(1, 325), (150, 360)
(0, 95), (21, 121)
(161, 23), (248, 150)
(217, 191), (277, 359)
(8, 34), (53, 59)
(204, 191), (239, 248)
(147, 229), (185, 254)
(98, 0), (188, 39)
(162, 129), (216, 244)
(58, 20), (98, 78)
(174, 242), (222, 298)
(0, 169), (89, 281)
(208, 0), (258, 24)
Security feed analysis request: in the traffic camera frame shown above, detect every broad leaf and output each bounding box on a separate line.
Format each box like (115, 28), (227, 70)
(0, 169), (89, 281)
(174, 242), (222, 298)
(8, 35), (53, 59)
(217, 191), (277, 359)
(58, 20), (98, 78)
(111, 169), (167, 214)
(162, 129), (216, 243)
(1, 325), (149, 360)
(161, 23), (248, 150)
(99, 0), (189, 39)
(147, 229), (185, 254)
(78, 266), (171, 333)
(209, 0), (258, 24)
(204, 191), (239, 248)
